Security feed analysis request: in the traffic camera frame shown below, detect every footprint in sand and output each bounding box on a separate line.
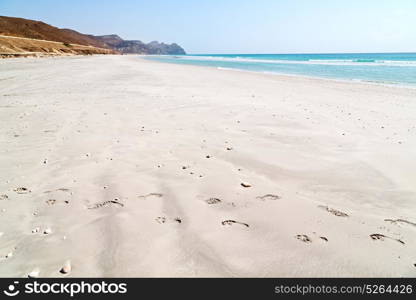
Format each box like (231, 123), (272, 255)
(13, 187), (31, 194)
(221, 220), (249, 228)
(138, 193), (163, 199)
(296, 234), (328, 243)
(205, 198), (222, 205)
(156, 217), (163, 224)
(46, 199), (70, 206)
(256, 194), (280, 201)
(46, 199), (57, 206)
(43, 188), (73, 197)
(384, 219), (416, 228)
(296, 234), (312, 243)
(370, 233), (405, 245)
(205, 198), (236, 208)
(318, 205), (349, 217)
(87, 199), (124, 209)
(44, 188), (71, 194)
(155, 217), (182, 224)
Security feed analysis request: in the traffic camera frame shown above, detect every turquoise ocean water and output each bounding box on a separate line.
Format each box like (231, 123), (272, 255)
(146, 53), (416, 87)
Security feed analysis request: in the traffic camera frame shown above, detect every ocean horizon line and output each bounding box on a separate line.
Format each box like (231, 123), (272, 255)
(186, 51), (416, 56)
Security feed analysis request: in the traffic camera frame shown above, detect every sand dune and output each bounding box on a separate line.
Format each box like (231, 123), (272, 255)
(0, 55), (415, 277)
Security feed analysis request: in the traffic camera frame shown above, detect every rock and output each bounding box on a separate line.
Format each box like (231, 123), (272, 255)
(241, 182), (252, 188)
(60, 260), (71, 274)
(28, 269), (40, 278)
(0, 194), (8, 200)
(32, 227), (40, 234)
(6, 252), (13, 258)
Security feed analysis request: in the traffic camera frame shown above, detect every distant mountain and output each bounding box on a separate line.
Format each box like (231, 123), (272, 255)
(146, 41), (186, 55)
(89, 34), (123, 48)
(93, 35), (186, 55)
(0, 16), (186, 57)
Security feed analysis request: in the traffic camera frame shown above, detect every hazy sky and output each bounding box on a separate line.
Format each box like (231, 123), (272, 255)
(1, 0), (415, 54)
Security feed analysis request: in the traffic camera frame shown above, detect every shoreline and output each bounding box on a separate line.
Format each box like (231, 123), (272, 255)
(144, 55), (416, 90)
(5, 52), (416, 89)
(1, 55), (415, 277)
(142, 55), (416, 91)
(220, 67), (416, 90)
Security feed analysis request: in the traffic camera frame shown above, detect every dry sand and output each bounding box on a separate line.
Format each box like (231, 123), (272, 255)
(0, 55), (415, 277)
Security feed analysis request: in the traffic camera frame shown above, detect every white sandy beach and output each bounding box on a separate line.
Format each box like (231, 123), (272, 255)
(0, 55), (415, 277)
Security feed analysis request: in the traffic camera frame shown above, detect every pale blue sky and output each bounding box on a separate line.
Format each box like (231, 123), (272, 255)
(1, 0), (415, 54)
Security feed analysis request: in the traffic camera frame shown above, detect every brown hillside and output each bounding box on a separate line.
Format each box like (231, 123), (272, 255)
(0, 15), (186, 57)
(0, 35), (115, 58)
(0, 15), (108, 48)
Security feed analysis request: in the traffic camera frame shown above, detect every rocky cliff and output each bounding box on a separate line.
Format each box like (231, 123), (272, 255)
(94, 35), (186, 55)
